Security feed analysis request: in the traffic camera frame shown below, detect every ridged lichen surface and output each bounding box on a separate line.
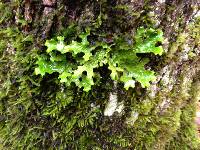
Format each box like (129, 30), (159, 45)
(0, 0), (199, 149)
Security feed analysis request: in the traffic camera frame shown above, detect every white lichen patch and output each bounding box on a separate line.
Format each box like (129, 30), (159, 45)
(126, 111), (139, 126)
(194, 10), (200, 18)
(160, 66), (170, 86)
(115, 102), (124, 114)
(180, 44), (190, 61)
(90, 103), (100, 109)
(103, 93), (125, 116)
(159, 65), (178, 92)
(158, 98), (171, 112)
(157, 0), (165, 4)
(104, 92), (118, 116)
(162, 38), (170, 53)
(147, 83), (158, 99)
(104, 81), (125, 116)
(180, 75), (193, 100)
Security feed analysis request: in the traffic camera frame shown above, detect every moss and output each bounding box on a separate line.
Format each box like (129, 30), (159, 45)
(0, 1), (200, 150)
(166, 80), (200, 150)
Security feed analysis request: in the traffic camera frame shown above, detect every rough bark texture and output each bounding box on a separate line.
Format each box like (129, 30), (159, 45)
(0, 0), (199, 149)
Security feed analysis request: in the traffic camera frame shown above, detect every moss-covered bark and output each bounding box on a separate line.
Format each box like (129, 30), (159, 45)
(0, 0), (199, 149)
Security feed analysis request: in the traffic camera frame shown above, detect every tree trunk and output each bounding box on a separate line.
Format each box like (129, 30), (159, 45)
(0, 0), (199, 149)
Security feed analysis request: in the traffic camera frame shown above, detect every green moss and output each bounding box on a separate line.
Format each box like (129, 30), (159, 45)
(0, 1), (199, 150)
(166, 80), (200, 149)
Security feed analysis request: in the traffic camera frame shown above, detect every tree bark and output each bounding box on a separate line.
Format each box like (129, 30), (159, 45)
(0, 0), (199, 149)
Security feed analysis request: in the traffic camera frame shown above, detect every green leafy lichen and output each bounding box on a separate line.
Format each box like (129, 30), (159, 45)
(1, 1), (200, 149)
(35, 27), (164, 91)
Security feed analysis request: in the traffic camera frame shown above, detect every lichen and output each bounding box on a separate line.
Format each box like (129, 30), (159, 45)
(0, 1), (199, 150)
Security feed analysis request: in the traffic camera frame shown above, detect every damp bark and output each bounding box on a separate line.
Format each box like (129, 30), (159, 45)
(0, 0), (200, 149)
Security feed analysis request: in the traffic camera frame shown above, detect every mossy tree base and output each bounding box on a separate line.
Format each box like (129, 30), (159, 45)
(0, 0), (199, 149)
